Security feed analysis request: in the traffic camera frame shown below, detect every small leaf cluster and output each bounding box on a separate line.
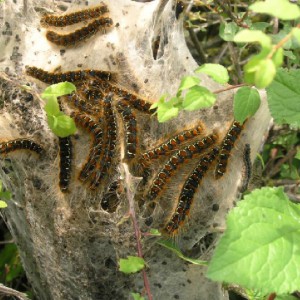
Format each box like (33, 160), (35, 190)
(151, 64), (228, 122)
(42, 82), (77, 138)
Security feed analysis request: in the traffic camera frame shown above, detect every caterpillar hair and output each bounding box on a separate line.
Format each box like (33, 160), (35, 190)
(40, 4), (109, 27)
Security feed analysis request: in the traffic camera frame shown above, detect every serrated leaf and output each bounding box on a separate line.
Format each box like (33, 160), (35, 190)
(119, 256), (145, 274)
(219, 22), (239, 41)
(254, 58), (276, 88)
(178, 76), (200, 92)
(157, 240), (207, 265)
(234, 30), (272, 48)
(284, 50), (296, 60)
(267, 69), (300, 128)
(0, 201), (7, 208)
(233, 87), (261, 123)
(41, 82), (76, 101)
(207, 187), (300, 295)
(195, 64), (229, 84)
(131, 293), (145, 300)
(250, 0), (300, 20)
(182, 86), (216, 111)
(47, 114), (77, 137)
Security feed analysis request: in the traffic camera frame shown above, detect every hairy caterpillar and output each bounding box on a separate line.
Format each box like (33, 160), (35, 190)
(215, 121), (244, 179)
(58, 137), (72, 192)
(116, 100), (137, 159)
(26, 66), (114, 84)
(0, 139), (44, 155)
(240, 143), (252, 193)
(163, 148), (219, 235)
(40, 4), (109, 27)
(45, 17), (113, 46)
(148, 134), (218, 201)
(90, 94), (117, 190)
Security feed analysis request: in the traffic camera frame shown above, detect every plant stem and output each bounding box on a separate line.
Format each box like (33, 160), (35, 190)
(123, 163), (153, 300)
(213, 83), (249, 94)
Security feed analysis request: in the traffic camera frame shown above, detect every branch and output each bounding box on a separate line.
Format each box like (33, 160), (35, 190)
(0, 284), (30, 300)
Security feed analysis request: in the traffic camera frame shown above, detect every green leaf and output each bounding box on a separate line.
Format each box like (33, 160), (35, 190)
(280, 164), (299, 180)
(157, 106), (179, 123)
(276, 295), (298, 300)
(292, 27), (300, 44)
(178, 76), (200, 92)
(272, 48), (284, 68)
(131, 293), (145, 300)
(267, 69), (300, 128)
(0, 191), (11, 201)
(207, 187), (300, 295)
(295, 148), (300, 160)
(195, 64), (229, 84)
(234, 30), (272, 48)
(250, 0), (300, 20)
(219, 22), (239, 41)
(44, 97), (61, 116)
(119, 256), (145, 274)
(41, 82), (76, 101)
(182, 86), (216, 111)
(0, 201), (7, 208)
(250, 22), (270, 31)
(284, 50), (296, 60)
(47, 114), (77, 138)
(233, 87), (261, 123)
(149, 228), (161, 236)
(157, 240), (207, 265)
(254, 58), (276, 88)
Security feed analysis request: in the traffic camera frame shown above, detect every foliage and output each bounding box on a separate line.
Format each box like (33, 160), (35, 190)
(119, 256), (145, 274)
(207, 187), (300, 296)
(42, 82), (77, 137)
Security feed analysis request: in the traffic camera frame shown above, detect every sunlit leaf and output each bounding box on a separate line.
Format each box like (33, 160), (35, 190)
(119, 256), (145, 274)
(195, 64), (229, 84)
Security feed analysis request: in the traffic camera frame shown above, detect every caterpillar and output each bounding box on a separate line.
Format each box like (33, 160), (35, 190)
(40, 4), (109, 27)
(45, 17), (113, 46)
(71, 112), (103, 182)
(116, 100), (137, 159)
(0, 139), (44, 155)
(163, 147), (219, 235)
(26, 66), (114, 84)
(93, 80), (155, 114)
(215, 121), (244, 179)
(58, 136), (72, 192)
(240, 143), (252, 193)
(63, 92), (101, 116)
(148, 133), (218, 201)
(140, 123), (204, 166)
(89, 94), (117, 190)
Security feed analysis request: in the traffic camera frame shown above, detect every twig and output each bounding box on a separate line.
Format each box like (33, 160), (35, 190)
(268, 148), (297, 178)
(213, 83), (249, 94)
(0, 284), (30, 300)
(0, 239), (14, 245)
(228, 42), (243, 83)
(187, 27), (207, 64)
(123, 163), (153, 300)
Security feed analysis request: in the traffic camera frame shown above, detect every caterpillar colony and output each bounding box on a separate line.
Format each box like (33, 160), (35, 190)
(1, 3), (249, 237)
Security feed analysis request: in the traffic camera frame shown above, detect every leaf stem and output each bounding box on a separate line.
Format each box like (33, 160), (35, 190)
(213, 83), (249, 94)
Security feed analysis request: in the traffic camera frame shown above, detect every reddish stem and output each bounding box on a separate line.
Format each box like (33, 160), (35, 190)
(213, 83), (250, 94)
(267, 293), (276, 300)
